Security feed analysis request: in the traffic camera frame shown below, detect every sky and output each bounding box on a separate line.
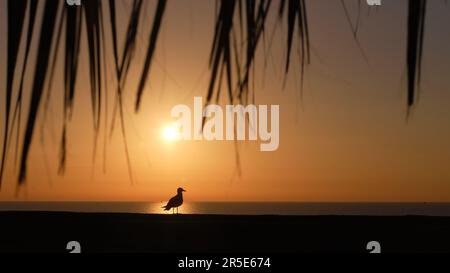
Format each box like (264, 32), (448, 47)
(0, 0), (450, 202)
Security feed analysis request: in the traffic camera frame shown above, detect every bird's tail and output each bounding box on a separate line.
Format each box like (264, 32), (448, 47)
(162, 206), (169, 210)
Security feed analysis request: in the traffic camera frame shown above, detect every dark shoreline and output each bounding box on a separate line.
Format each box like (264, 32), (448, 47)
(1, 211), (450, 253)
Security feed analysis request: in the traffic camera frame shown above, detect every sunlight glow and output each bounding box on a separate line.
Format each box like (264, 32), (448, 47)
(162, 124), (180, 142)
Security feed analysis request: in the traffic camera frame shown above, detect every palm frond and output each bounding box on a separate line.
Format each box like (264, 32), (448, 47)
(135, 0), (167, 112)
(0, 0), (28, 187)
(0, 0), (432, 187)
(18, 0), (60, 183)
(407, 0), (427, 110)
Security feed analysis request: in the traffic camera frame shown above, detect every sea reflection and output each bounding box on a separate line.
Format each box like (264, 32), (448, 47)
(146, 202), (195, 214)
(4, 202), (448, 216)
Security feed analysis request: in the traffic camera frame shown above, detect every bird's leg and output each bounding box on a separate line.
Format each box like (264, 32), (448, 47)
(177, 207), (179, 214)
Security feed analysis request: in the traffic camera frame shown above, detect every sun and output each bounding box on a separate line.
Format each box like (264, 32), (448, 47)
(162, 124), (180, 142)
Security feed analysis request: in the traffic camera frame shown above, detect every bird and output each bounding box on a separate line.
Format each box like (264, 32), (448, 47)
(162, 187), (186, 214)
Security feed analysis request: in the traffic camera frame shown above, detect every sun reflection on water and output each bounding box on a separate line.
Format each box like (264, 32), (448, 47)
(146, 202), (195, 214)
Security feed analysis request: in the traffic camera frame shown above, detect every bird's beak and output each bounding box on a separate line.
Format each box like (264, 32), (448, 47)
(182, 189), (186, 192)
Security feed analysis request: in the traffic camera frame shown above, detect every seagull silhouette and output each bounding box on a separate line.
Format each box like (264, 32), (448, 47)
(162, 187), (186, 214)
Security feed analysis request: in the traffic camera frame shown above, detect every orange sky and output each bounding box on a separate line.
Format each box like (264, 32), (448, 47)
(1, 0), (450, 202)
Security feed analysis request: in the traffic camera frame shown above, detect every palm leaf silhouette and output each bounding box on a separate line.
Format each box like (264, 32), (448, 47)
(0, 0), (28, 187)
(18, 0), (60, 183)
(0, 0), (430, 187)
(135, 0), (167, 112)
(407, 0), (427, 110)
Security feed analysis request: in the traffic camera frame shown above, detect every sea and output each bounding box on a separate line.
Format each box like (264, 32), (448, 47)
(1, 202), (450, 216)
